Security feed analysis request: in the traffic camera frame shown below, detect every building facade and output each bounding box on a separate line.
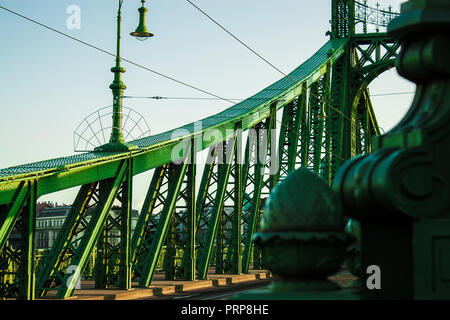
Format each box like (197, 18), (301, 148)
(34, 202), (139, 250)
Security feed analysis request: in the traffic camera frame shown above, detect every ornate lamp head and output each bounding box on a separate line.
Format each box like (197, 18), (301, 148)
(130, 0), (154, 40)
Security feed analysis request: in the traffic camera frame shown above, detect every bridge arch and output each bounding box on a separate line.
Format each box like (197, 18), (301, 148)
(350, 59), (397, 155)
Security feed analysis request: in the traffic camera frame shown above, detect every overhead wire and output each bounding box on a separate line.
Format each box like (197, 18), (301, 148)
(1, 3), (345, 124)
(0, 5), (291, 119)
(0, 4), (319, 159)
(184, 0), (388, 163)
(185, 0), (289, 79)
(0, 5), (293, 137)
(370, 91), (415, 97)
(183, 0), (412, 128)
(123, 91), (417, 100)
(2, 3), (377, 163)
(0, 4), (235, 104)
(184, 0), (355, 125)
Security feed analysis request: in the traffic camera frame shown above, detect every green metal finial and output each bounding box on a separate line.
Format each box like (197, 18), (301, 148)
(130, 0), (154, 41)
(233, 168), (353, 299)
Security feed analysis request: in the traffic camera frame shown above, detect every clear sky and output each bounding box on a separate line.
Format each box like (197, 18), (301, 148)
(0, 0), (414, 209)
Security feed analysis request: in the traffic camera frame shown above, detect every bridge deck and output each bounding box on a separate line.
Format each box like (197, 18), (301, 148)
(30, 268), (356, 300)
(41, 270), (272, 300)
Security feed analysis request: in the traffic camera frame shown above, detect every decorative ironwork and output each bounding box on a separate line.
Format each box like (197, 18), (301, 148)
(73, 106), (150, 152)
(355, 1), (400, 33)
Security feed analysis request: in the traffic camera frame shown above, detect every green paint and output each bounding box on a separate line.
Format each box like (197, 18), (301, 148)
(0, 0), (408, 299)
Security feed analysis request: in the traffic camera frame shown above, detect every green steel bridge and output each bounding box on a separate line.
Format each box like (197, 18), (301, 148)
(0, 0), (415, 300)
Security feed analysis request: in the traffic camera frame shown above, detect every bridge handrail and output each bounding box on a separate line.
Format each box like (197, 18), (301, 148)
(354, 0), (400, 29)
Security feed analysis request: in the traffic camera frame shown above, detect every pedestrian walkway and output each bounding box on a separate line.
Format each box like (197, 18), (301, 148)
(37, 268), (358, 300)
(40, 270), (273, 300)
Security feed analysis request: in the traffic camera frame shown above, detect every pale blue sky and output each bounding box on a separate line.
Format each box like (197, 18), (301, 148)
(0, 0), (414, 208)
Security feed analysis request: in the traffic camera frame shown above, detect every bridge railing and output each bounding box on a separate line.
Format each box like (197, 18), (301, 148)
(354, 1), (400, 33)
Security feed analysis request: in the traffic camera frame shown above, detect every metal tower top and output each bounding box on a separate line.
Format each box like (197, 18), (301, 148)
(331, 0), (400, 38)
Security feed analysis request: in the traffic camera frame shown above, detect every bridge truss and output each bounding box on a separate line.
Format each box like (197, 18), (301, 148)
(0, 0), (400, 299)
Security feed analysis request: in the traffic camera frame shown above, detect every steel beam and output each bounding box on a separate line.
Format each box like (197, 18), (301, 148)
(179, 145), (217, 278)
(165, 138), (197, 281)
(197, 133), (238, 280)
(0, 180), (37, 300)
(36, 182), (98, 296)
(329, 54), (350, 180)
(183, 139), (197, 280)
(119, 158), (133, 289)
(132, 141), (191, 287)
(0, 182), (29, 254)
(242, 104), (277, 272)
(225, 123), (243, 275)
(321, 66), (332, 184)
(136, 162), (188, 287)
(55, 160), (128, 298)
(18, 180), (37, 300)
(131, 165), (167, 270)
(95, 158), (133, 289)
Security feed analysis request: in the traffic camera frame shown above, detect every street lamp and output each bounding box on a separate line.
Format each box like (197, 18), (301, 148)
(95, 0), (153, 152)
(130, 0), (154, 40)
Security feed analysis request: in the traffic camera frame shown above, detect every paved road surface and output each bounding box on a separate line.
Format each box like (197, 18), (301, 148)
(139, 278), (272, 300)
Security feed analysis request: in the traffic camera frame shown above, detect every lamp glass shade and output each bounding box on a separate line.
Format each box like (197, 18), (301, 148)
(130, 6), (153, 40)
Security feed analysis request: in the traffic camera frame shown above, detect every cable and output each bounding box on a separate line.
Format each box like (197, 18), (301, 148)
(184, 0), (407, 127)
(2, 4), (366, 164)
(1, 3), (332, 133)
(0, 5), (317, 147)
(184, 1), (354, 124)
(185, 0), (332, 107)
(0, 4), (234, 104)
(124, 92), (352, 162)
(0, 3), (344, 122)
(370, 92), (415, 97)
(122, 95), (290, 102)
(123, 95), (239, 101)
(185, 0), (289, 79)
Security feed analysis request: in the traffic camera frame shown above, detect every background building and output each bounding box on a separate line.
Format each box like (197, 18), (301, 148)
(9, 202), (139, 250)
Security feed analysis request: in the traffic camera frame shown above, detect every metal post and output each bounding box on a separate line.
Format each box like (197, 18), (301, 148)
(119, 158), (133, 289)
(18, 180), (36, 300)
(110, 0), (127, 146)
(95, 0), (137, 152)
(136, 160), (189, 287)
(184, 138), (197, 280)
(197, 135), (238, 279)
(57, 161), (128, 298)
(232, 123), (243, 274)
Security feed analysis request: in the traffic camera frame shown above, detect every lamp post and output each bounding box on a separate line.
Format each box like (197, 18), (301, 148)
(96, 0), (153, 152)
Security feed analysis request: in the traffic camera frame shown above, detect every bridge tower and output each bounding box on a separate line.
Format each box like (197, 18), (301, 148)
(324, 0), (399, 180)
(236, 0), (450, 300)
(331, 0), (355, 38)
